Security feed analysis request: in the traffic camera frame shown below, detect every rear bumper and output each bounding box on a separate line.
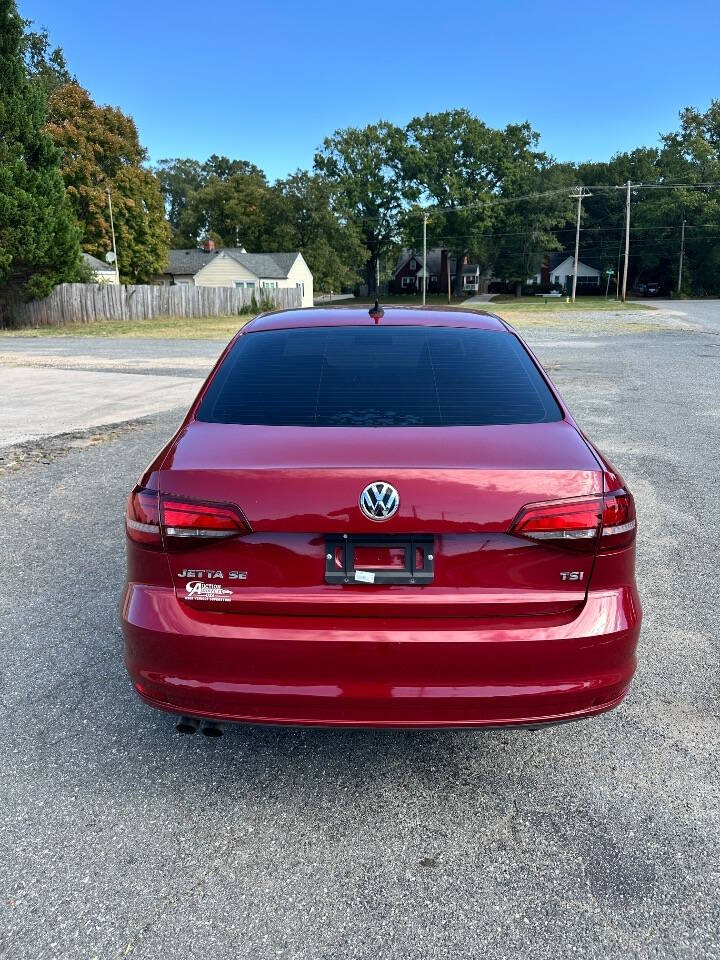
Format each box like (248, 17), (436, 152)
(121, 585), (641, 728)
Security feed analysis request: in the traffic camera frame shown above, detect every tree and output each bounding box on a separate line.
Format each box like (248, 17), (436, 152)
(46, 83), (170, 282)
(155, 155), (267, 243)
(402, 110), (553, 294)
(0, 0), (80, 318)
(21, 21), (74, 98)
(315, 122), (408, 295)
(155, 157), (205, 239)
(491, 162), (574, 295)
(175, 165), (272, 249)
(268, 170), (368, 291)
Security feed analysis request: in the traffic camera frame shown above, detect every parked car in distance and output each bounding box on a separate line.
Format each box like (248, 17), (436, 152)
(122, 307), (641, 731)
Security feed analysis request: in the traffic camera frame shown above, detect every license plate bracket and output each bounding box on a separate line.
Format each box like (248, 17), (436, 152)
(325, 535), (434, 585)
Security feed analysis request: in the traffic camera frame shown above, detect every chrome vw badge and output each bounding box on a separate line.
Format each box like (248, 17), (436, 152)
(359, 481), (400, 521)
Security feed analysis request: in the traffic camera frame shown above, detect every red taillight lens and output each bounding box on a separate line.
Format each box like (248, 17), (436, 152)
(511, 496), (602, 551)
(161, 498), (247, 539)
(126, 489), (248, 545)
(126, 488), (161, 545)
(600, 489), (636, 550)
(510, 490), (636, 553)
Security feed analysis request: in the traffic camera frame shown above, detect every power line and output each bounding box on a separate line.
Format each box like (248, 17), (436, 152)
(344, 181), (720, 226)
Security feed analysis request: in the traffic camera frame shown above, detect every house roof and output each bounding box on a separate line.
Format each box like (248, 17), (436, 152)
(546, 251), (602, 272)
(82, 251), (115, 272)
(394, 247), (479, 277)
(164, 248), (300, 279)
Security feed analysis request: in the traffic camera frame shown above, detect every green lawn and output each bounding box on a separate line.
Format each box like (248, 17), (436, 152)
(0, 314), (253, 340)
(484, 295), (654, 312)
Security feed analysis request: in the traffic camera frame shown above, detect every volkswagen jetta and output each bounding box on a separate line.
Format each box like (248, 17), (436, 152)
(121, 307), (641, 728)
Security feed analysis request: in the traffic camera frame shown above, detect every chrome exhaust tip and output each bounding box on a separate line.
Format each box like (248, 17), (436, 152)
(176, 716), (200, 735)
(200, 721), (223, 738)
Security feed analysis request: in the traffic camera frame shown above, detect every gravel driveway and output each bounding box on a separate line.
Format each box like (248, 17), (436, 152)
(0, 307), (718, 959)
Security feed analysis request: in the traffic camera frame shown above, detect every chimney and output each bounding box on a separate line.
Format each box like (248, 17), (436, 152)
(440, 249), (448, 292)
(202, 238), (215, 252)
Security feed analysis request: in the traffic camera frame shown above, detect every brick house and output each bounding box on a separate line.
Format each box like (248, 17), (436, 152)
(391, 248), (481, 295)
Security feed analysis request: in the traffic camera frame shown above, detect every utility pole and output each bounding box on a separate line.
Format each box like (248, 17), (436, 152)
(106, 188), (120, 284)
(375, 253), (380, 298)
(570, 187), (592, 302)
(621, 180), (631, 302)
(677, 219), (686, 294)
(422, 212), (429, 305)
(447, 254), (451, 305)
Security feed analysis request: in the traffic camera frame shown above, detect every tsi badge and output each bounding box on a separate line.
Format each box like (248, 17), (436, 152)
(560, 571), (584, 581)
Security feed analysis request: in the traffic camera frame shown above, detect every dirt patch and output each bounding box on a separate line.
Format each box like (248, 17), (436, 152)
(0, 418), (151, 477)
(486, 307), (697, 334)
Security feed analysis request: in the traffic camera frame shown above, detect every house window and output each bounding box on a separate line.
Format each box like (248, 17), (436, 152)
(234, 281), (257, 290)
(409, 259), (417, 271)
(296, 282), (305, 296)
(554, 274), (560, 284)
(262, 281), (278, 290)
(401, 276), (414, 287)
(430, 275), (438, 282)
(175, 279), (191, 286)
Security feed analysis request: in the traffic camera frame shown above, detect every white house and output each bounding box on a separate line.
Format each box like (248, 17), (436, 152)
(82, 252), (118, 284)
(156, 242), (314, 307)
(533, 253), (601, 290)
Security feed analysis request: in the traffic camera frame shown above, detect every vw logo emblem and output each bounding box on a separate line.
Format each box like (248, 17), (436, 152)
(359, 481), (400, 521)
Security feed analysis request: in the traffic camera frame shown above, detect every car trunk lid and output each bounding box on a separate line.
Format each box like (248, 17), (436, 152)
(159, 420), (602, 617)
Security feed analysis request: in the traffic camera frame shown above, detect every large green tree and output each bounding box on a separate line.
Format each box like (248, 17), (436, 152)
(46, 83), (170, 282)
(401, 110), (555, 294)
(0, 0), (80, 319)
(314, 121), (408, 295)
(491, 161), (574, 295)
(268, 170), (368, 291)
(172, 163), (271, 249)
(156, 155), (267, 245)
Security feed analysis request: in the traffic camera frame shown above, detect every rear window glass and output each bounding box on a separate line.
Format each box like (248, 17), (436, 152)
(196, 326), (563, 427)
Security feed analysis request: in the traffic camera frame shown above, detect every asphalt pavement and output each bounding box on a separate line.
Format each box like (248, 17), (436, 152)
(0, 304), (718, 959)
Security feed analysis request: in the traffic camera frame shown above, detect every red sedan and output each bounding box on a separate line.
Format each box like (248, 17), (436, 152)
(122, 307), (641, 732)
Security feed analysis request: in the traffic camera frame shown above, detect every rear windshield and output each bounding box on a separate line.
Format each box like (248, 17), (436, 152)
(197, 326), (563, 427)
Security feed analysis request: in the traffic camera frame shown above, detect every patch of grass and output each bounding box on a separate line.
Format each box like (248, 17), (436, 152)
(0, 314), (253, 340)
(485, 295), (654, 312)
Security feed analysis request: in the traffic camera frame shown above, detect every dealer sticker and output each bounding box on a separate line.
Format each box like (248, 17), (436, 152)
(354, 570), (375, 584)
(184, 581), (233, 602)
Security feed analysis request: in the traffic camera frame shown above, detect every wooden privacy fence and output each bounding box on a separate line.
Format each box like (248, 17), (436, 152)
(7, 283), (302, 328)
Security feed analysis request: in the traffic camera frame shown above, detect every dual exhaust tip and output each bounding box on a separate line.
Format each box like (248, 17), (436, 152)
(176, 716), (223, 737)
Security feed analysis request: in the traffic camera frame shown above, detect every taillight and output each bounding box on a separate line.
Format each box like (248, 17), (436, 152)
(510, 490), (636, 553)
(161, 498), (247, 539)
(126, 488), (161, 545)
(600, 489), (636, 550)
(510, 496), (602, 551)
(126, 488), (248, 546)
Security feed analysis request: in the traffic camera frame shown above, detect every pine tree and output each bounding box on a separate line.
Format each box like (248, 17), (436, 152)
(0, 0), (80, 320)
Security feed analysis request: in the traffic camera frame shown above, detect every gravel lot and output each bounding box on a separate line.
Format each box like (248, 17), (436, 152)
(0, 304), (718, 959)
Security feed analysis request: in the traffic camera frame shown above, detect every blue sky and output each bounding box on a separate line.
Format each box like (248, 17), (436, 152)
(22, 0), (720, 181)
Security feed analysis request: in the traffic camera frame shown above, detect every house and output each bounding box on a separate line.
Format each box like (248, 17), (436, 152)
(533, 252), (601, 291)
(392, 248), (483, 295)
(156, 240), (314, 307)
(82, 252), (118, 284)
